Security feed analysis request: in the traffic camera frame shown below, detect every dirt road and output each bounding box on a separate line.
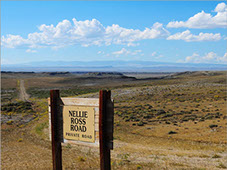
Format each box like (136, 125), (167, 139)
(19, 80), (30, 101)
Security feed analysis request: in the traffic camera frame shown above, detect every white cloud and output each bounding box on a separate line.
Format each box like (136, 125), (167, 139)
(182, 52), (227, 63)
(150, 51), (165, 59)
(1, 35), (29, 48)
(112, 48), (128, 55)
(127, 42), (139, 47)
(104, 22), (169, 46)
(167, 2), (227, 29)
(167, 30), (221, 42)
(97, 51), (105, 55)
(217, 52), (227, 63)
(214, 2), (227, 12)
(112, 48), (142, 57)
(1, 19), (169, 49)
(185, 53), (200, 63)
(26, 49), (37, 53)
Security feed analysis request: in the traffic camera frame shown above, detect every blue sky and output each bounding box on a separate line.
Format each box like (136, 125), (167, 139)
(1, 1), (227, 65)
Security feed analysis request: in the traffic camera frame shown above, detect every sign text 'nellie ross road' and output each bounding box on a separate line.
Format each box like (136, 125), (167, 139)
(63, 106), (95, 143)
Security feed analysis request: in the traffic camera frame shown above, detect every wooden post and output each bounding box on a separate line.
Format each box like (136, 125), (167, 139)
(99, 90), (113, 170)
(50, 90), (62, 170)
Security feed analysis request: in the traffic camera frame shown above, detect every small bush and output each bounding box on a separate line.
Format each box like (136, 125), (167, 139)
(217, 163), (227, 169)
(17, 138), (23, 142)
(6, 120), (14, 125)
(18, 124), (25, 128)
(137, 121), (144, 126)
(168, 131), (177, 134)
(1, 101), (34, 114)
(65, 144), (72, 149)
(212, 154), (221, 158)
(136, 164), (142, 169)
(156, 109), (166, 115)
(209, 124), (218, 128)
(214, 95), (220, 99)
(77, 156), (86, 162)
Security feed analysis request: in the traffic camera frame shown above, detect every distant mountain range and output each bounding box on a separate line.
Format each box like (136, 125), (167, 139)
(1, 60), (227, 72)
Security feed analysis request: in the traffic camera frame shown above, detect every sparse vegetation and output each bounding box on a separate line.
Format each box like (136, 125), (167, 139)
(1, 101), (34, 113)
(17, 138), (23, 142)
(209, 124), (218, 128)
(1, 71), (227, 169)
(77, 156), (86, 162)
(168, 131), (177, 134)
(217, 163), (227, 169)
(212, 154), (222, 158)
(35, 122), (48, 135)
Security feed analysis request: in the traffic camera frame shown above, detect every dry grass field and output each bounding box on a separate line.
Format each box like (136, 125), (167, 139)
(1, 71), (227, 169)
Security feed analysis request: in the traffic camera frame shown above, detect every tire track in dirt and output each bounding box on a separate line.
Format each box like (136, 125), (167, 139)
(19, 79), (30, 102)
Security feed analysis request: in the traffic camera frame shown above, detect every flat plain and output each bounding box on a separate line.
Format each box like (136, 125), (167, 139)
(1, 71), (227, 169)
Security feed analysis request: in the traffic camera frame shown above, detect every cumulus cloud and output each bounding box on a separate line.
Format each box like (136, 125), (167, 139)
(217, 52), (227, 63)
(167, 30), (221, 42)
(182, 52), (227, 63)
(167, 2), (227, 29)
(1, 35), (29, 48)
(112, 48), (142, 57)
(1, 19), (169, 49)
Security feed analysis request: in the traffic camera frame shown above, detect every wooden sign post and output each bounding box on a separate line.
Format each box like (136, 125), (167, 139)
(49, 89), (114, 170)
(50, 90), (62, 170)
(99, 90), (114, 170)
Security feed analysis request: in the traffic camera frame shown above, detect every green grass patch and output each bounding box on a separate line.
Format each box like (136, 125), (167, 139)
(35, 122), (48, 135)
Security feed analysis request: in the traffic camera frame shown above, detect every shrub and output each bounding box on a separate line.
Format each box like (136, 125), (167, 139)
(77, 156), (86, 162)
(156, 109), (166, 115)
(6, 120), (14, 125)
(136, 165), (142, 169)
(1, 101), (34, 114)
(217, 163), (227, 169)
(17, 138), (23, 142)
(163, 113), (173, 118)
(214, 95), (220, 99)
(137, 121), (144, 126)
(65, 144), (72, 149)
(212, 154), (221, 158)
(209, 124), (218, 128)
(168, 131), (177, 134)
